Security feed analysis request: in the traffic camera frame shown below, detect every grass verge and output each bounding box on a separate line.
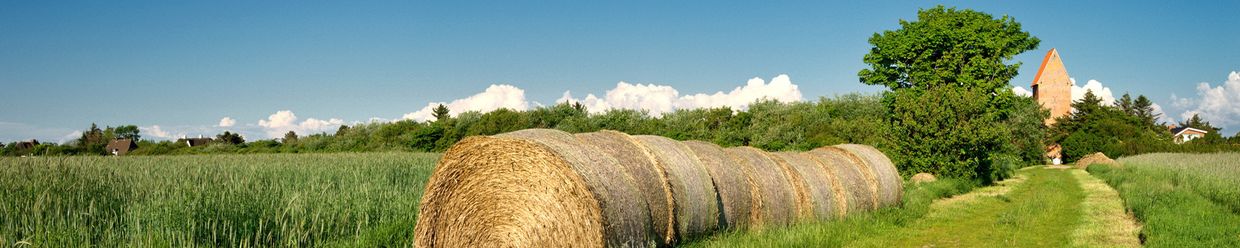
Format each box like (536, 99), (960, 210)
(1089, 153), (1240, 247)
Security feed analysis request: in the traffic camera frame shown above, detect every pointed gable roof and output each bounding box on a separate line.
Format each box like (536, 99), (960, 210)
(1032, 48), (1070, 86)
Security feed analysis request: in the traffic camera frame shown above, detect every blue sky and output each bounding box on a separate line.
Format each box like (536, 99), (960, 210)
(2, 1), (1238, 142)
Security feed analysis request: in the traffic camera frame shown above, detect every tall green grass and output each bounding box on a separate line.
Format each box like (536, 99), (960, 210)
(1089, 153), (1240, 247)
(0, 152), (438, 247)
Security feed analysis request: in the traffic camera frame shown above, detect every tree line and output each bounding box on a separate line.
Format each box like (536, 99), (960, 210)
(3, 94), (890, 157)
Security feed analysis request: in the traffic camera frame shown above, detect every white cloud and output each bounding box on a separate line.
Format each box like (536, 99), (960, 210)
(1149, 103), (1175, 124)
(557, 74), (803, 116)
(1173, 71), (1240, 128)
(1070, 78), (1116, 106)
(1012, 86), (1032, 97)
(258, 110), (345, 138)
(217, 117), (236, 127)
(402, 84), (530, 122)
(59, 131), (82, 144)
(141, 125), (180, 139)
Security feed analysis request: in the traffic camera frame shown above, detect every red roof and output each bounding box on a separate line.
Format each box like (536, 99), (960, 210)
(1031, 48), (1056, 86)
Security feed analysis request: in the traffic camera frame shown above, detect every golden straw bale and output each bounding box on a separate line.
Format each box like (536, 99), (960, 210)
(911, 173), (937, 185)
(806, 147), (877, 213)
(414, 129), (654, 248)
(576, 131), (677, 245)
(682, 141), (753, 230)
(632, 135), (720, 241)
(761, 153), (814, 220)
(725, 146), (799, 228)
(832, 144), (904, 208)
(769, 152), (840, 221)
(415, 136), (604, 247)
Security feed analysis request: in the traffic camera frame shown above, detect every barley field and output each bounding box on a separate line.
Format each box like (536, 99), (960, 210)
(1089, 153), (1240, 247)
(0, 153), (438, 247)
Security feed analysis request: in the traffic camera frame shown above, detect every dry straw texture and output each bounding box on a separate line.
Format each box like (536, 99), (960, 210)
(770, 152), (840, 221)
(1074, 152), (1120, 169)
(725, 146), (799, 228)
(833, 144), (904, 208)
(807, 147), (876, 213)
(414, 136), (605, 247)
(633, 135), (720, 241)
(911, 173), (937, 185)
(682, 141), (753, 230)
(762, 153), (815, 220)
(416, 129), (904, 247)
(576, 131), (677, 245)
(496, 129), (654, 247)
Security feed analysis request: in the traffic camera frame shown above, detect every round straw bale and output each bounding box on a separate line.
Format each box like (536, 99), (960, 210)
(682, 141), (753, 230)
(769, 152), (839, 221)
(911, 173), (937, 184)
(806, 147), (877, 213)
(632, 135), (719, 241)
(415, 136), (606, 247)
(833, 144), (903, 208)
(725, 146), (798, 228)
(819, 147), (880, 209)
(761, 153), (815, 220)
(575, 131), (677, 245)
(415, 129), (654, 248)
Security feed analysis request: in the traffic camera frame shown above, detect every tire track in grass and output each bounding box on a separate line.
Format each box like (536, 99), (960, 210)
(853, 167), (1085, 247)
(1070, 169), (1141, 248)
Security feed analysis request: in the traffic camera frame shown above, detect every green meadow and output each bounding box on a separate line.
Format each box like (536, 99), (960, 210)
(5, 152), (1238, 247)
(0, 153), (437, 247)
(1090, 153), (1240, 247)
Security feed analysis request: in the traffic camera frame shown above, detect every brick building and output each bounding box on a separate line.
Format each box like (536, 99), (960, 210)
(1031, 48), (1073, 126)
(1032, 48), (1073, 164)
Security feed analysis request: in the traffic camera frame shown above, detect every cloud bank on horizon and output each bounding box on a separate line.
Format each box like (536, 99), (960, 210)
(1173, 71), (1240, 130)
(401, 84), (531, 122)
(401, 74), (803, 122)
(556, 74), (802, 117)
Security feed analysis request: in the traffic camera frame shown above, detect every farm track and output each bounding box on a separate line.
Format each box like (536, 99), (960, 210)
(1069, 169), (1142, 247)
(850, 166), (1139, 248)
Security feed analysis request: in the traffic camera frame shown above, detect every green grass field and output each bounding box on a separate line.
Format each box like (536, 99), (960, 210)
(0, 153), (438, 247)
(1090, 153), (1240, 247)
(6, 152), (1231, 247)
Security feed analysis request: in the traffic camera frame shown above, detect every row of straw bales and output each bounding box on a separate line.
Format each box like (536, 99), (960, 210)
(415, 129), (903, 248)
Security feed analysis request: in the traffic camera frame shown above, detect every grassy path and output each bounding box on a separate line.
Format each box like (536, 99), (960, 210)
(852, 167), (1086, 247)
(685, 166), (1142, 247)
(1069, 169), (1141, 247)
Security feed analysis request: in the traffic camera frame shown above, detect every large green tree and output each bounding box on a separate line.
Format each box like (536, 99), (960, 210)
(113, 125), (141, 141)
(859, 6), (1040, 183)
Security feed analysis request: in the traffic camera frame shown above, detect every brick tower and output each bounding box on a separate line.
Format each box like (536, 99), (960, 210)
(1032, 48), (1073, 126)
